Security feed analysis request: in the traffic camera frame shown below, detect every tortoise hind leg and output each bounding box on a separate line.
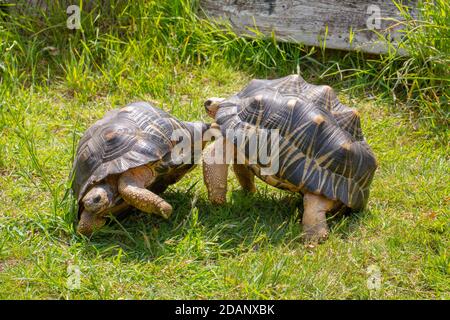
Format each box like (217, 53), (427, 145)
(302, 192), (338, 245)
(233, 164), (256, 193)
(118, 166), (172, 219)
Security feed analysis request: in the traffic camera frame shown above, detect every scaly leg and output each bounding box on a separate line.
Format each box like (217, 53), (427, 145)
(203, 140), (229, 204)
(118, 166), (172, 219)
(302, 192), (338, 245)
(233, 164), (256, 193)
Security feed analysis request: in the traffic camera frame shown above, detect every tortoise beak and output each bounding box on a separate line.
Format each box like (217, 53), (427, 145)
(77, 210), (106, 236)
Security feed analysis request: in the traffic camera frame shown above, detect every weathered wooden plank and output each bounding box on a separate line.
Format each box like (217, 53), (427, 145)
(200, 0), (417, 54)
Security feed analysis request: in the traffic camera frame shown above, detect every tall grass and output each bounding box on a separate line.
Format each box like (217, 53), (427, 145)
(363, 0), (449, 128)
(0, 0), (448, 129)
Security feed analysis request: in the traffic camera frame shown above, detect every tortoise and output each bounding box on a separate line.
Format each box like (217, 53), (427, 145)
(202, 75), (377, 244)
(72, 101), (208, 236)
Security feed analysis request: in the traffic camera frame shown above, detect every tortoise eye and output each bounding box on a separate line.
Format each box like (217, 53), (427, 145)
(93, 195), (102, 203)
(204, 99), (214, 108)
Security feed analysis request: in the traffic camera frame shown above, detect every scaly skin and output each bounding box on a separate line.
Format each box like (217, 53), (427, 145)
(77, 197), (130, 236)
(81, 181), (116, 214)
(118, 166), (172, 219)
(77, 211), (107, 236)
(302, 192), (339, 246)
(77, 180), (117, 236)
(203, 141), (229, 205)
(233, 163), (256, 193)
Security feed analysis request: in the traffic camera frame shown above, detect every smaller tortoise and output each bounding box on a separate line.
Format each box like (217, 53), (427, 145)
(203, 75), (377, 244)
(72, 102), (208, 236)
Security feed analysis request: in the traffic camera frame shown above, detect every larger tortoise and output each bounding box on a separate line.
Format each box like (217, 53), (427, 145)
(72, 101), (208, 236)
(203, 75), (377, 244)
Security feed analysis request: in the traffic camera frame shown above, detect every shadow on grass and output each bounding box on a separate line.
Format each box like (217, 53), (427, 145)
(75, 189), (366, 261)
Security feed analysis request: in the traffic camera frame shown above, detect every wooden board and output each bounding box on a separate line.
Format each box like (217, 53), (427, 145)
(200, 0), (418, 54)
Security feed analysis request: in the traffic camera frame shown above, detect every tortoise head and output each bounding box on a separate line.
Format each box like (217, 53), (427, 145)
(77, 182), (116, 236)
(204, 98), (225, 119)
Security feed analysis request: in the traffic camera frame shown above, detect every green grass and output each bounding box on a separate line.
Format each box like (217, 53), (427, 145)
(0, 0), (449, 299)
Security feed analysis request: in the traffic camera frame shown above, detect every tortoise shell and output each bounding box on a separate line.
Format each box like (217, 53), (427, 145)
(72, 101), (205, 204)
(214, 75), (377, 210)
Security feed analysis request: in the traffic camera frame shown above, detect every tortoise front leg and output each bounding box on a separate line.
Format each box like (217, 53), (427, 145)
(203, 140), (229, 204)
(302, 192), (338, 245)
(233, 164), (256, 193)
(118, 166), (172, 219)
